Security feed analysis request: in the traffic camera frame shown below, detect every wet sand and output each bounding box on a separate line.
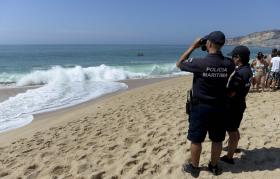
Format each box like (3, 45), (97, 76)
(0, 86), (39, 103)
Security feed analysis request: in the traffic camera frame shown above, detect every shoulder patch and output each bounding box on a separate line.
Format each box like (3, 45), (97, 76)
(188, 57), (193, 63)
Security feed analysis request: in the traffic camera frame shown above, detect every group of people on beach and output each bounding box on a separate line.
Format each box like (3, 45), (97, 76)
(176, 31), (262, 177)
(251, 49), (280, 92)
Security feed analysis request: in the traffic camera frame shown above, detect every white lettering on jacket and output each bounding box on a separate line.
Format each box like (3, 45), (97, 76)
(203, 67), (228, 78)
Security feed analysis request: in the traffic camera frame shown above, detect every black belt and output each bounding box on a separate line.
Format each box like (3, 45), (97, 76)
(192, 98), (225, 106)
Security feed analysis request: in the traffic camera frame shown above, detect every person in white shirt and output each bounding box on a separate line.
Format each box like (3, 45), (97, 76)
(266, 49), (277, 88)
(270, 50), (280, 90)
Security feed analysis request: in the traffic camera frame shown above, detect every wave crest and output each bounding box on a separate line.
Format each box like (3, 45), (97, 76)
(16, 65), (145, 86)
(15, 64), (182, 86)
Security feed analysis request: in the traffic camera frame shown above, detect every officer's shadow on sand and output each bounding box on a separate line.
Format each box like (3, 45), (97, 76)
(198, 147), (280, 174)
(220, 147), (280, 173)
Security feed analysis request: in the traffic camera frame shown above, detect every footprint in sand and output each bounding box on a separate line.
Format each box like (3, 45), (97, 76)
(40, 151), (54, 159)
(152, 145), (163, 155)
(24, 164), (39, 176)
(26, 171), (40, 179)
(91, 171), (106, 179)
(77, 154), (87, 161)
(123, 137), (134, 146)
(137, 162), (150, 175)
(131, 149), (147, 158)
(0, 172), (9, 177)
(51, 165), (70, 176)
(86, 141), (96, 146)
(77, 163), (89, 174)
(108, 144), (118, 151)
(147, 131), (156, 138)
(120, 159), (139, 175)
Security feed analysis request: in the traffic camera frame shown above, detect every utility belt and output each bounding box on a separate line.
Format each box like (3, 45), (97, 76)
(191, 97), (225, 106)
(186, 91), (225, 115)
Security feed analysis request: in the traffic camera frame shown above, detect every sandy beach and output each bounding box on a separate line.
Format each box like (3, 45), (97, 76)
(0, 76), (279, 179)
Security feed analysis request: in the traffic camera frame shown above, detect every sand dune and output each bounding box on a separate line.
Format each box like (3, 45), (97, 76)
(0, 76), (279, 178)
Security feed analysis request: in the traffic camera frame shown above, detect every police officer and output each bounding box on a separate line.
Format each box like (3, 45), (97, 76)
(220, 45), (253, 164)
(176, 31), (235, 177)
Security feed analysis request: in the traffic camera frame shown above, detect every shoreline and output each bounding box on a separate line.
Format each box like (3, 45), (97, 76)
(0, 77), (178, 103)
(35, 76), (178, 120)
(0, 76), (181, 144)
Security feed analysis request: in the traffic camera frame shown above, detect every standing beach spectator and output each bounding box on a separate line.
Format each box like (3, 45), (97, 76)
(250, 66), (256, 91)
(270, 50), (280, 91)
(266, 49), (278, 88)
(251, 52), (269, 91)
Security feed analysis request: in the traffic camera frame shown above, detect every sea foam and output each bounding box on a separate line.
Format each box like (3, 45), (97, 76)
(0, 66), (132, 132)
(0, 64), (185, 132)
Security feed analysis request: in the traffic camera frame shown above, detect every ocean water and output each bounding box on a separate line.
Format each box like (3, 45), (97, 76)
(0, 44), (271, 132)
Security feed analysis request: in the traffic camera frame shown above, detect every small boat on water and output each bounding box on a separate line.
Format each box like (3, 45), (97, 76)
(137, 52), (144, 56)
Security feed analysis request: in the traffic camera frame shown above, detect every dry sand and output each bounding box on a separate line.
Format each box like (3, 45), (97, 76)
(0, 76), (279, 179)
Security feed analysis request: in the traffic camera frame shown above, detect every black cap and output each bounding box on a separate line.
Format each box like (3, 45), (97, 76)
(204, 31), (225, 45)
(228, 45), (250, 64)
(228, 45), (250, 57)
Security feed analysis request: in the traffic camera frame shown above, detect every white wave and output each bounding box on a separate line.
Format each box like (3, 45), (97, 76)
(1, 64), (184, 86)
(15, 65), (146, 86)
(0, 72), (23, 85)
(149, 64), (179, 76)
(0, 63), (187, 132)
(0, 79), (127, 132)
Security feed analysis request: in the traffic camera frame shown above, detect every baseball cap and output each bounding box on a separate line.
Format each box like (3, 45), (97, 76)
(203, 31), (225, 45)
(228, 45), (250, 57)
(228, 45), (250, 63)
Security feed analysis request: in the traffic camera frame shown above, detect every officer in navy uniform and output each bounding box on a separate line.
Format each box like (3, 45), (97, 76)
(220, 45), (253, 164)
(176, 31), (235, 177)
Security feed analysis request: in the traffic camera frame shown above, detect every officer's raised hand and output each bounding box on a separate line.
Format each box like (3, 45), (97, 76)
(176, 37), (201, 68)
(191, 38), (202, 49)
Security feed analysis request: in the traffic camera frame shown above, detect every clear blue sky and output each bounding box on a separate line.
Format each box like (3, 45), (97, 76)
(0, 0), (279, 44)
